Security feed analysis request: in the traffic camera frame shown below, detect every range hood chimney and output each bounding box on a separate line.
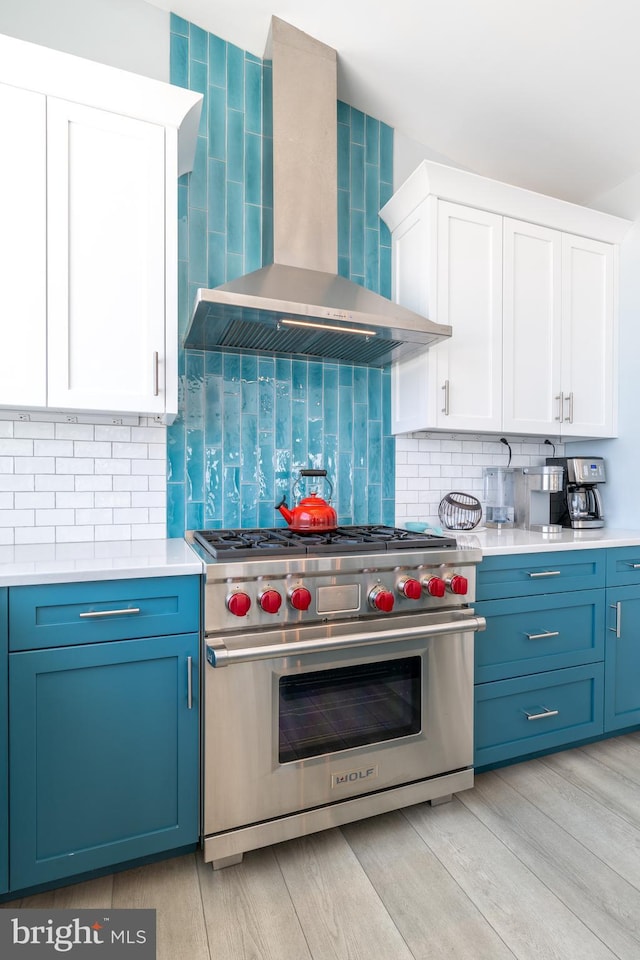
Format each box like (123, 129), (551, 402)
(183, 17), (451, 366)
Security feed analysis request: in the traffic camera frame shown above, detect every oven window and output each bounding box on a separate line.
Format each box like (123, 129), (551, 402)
(278, 656), (421, 763)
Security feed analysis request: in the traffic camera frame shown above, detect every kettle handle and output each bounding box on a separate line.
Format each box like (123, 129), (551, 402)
(294, 469), (333, 501)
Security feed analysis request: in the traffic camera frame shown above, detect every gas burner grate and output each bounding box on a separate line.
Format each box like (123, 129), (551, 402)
(192, 525), (458, 560)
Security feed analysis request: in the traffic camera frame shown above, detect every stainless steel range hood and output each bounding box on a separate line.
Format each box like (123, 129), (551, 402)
(183, 17), (451, 367)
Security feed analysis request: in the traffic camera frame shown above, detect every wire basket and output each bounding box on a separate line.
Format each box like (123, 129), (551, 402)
(438, 492), (482, 530)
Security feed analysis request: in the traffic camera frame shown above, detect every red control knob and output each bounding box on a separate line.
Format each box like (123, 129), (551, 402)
(423, 576), (446, 598)
(399, 577), (422, 600)
(259, 589), (282, 614)
(448, 575), (469, 596)
(369, 586), (395, 613)
(289, 587), (312, 611)
(227, 592), (251, 617)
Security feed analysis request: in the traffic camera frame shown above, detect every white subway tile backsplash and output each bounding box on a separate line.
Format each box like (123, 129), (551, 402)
(15, 457), (55, 474)
(74, 441), (112, 458)
(0, 475), (34, 491)
(15, 492), (55, 510)
(0, 510), (35, 527)
(35, 508), (75, 526)
(56, 492), (95, 509)
(56, 457), (94, 474)
(113, 442), (148, 459)
(94, 425), (132, 441)
(0, 415), (167, 542)
(95, 492), (131, 508)
(55, 423), (94, 440)
(75, 475), (113, 491)
(0, 439), (33, 456)
(15, 526), (55, 544)
(397, 432), (565, 527)
(76, 508), (113, 525)
(95, 458), (132, 475)
(14, 422), (54, 439)
(94, 524), (132, 541)
(113, 507), (149, 524)
(114, 476), (149, 491)
(55, 525), (96, 543)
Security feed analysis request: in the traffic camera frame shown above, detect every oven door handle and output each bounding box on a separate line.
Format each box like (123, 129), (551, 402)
(206, 615), (486, 667)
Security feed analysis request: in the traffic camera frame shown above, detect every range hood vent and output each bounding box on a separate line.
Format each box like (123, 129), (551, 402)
(183, 17), (451, 366)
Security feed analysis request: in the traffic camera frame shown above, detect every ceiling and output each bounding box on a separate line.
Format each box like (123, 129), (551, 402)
(146, 0), (640, 210)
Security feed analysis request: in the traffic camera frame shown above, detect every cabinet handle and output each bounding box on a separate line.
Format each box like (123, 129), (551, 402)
(555, 392), (564, 422)
(625, 563), (640, 569)
(187, 655), (193, 710)
(524, 707), (559, 721)
(564, 391), (574, 424)
(153, 351), (160, 396)
(610, 601), (621, 638)
(79, 607), (141, 618)
(527, 570), (561, 578)
(525, 630), (560, 641)
(441, 380), (450, 416)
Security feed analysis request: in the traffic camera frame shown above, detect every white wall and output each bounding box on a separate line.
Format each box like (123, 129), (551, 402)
(0, 0), (169, 80)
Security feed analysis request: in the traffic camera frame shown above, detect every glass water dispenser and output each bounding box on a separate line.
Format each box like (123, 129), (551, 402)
(483, 466), (515, 527)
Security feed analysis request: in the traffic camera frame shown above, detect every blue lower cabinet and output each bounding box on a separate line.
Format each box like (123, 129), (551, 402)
(475, 662), (604, 768)
(604, 585), (640, 732)
(9, 632), (199, 891)
(0, 589), (7, 894)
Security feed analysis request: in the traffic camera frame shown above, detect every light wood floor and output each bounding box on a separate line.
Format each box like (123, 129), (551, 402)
(5, 732), (640, 959)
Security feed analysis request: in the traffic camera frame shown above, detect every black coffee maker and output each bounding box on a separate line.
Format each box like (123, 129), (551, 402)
(546, 457), (605, 529)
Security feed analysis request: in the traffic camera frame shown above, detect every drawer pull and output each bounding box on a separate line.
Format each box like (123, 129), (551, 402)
(79, 607), (141, 618)
(527, 571), (561, 578)
(187, 656), (193, 710)
(525, 630), (560, 641)
(625, 563), (640, 569)
(524, 707), (559, 721)
(609, 601), (621, 638)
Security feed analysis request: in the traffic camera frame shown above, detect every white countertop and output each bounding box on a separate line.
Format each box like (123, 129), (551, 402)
(0, 538), (204, 587)
(453, 526), (640, 556)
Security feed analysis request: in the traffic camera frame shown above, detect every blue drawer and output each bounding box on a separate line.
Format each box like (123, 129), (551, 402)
(477, 550), (605, 601)
(9, 576), (200, 650)
(475, 592), (605, 683)
(606, 547), (640, 586)
(474, 662), (604, 767)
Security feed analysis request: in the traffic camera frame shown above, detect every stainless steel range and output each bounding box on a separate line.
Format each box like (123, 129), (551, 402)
(187, 525), (485, 869)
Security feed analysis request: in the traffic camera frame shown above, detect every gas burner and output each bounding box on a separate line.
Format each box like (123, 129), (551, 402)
(191, 525), (458, 560)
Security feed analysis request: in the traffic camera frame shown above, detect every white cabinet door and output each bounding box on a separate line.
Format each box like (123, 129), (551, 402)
(502, 219), (562, 434)
(434, 201), (503, 432)
(560, 234), (616, 438)
(0, 84), (47, 408)
(391, 200), (503, 434)
(47, 99), (166, 415)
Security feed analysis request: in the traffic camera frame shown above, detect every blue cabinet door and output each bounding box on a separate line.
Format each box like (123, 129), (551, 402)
(0, 589), (7, 894)
(9, 632), (199, 891)
(604, 585), (640, 732)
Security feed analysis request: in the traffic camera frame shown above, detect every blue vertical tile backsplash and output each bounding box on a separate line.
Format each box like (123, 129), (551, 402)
(168, 15), (395, 535)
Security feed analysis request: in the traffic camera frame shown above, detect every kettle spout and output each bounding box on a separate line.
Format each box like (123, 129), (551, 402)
(275, 496), (293, 524)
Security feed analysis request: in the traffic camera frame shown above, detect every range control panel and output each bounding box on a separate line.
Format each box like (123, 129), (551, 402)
(204, 562), (477, 633)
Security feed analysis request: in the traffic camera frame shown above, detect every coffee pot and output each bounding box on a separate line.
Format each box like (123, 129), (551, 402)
(546, 457), (606, 529)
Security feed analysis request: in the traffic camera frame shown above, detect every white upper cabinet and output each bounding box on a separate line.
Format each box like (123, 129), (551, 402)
(0, 83), (46, 409)
(47, 99), (166, 416)
(390, 200), (503, 434)
(0, 33), (202, 424)
(381, 160), (630, 439)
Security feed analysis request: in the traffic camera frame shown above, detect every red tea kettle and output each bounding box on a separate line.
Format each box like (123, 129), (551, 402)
(276, 469), (337, 532)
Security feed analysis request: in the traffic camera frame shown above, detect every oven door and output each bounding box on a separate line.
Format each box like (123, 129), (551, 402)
(203, 609), (480, 836)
